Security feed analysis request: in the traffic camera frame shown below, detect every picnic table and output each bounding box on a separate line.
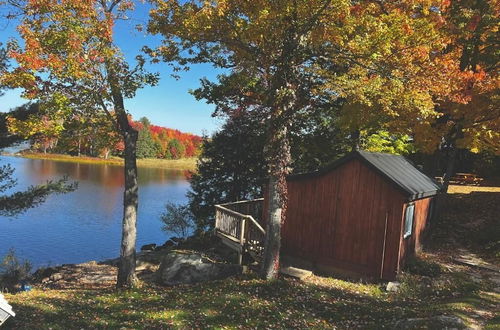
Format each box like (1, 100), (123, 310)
(450, 173), (484, 185)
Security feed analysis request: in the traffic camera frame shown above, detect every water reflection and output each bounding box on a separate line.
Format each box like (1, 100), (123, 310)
(0, 156), (190, 268)
(23, 158), (188, 187)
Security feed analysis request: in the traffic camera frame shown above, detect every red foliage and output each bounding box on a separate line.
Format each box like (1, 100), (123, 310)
(129, 117), (202, 158)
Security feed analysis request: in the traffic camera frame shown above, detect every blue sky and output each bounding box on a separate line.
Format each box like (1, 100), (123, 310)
(0, 2), (222, 136)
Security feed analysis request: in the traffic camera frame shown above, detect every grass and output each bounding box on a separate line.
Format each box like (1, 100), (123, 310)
(448, 185), (500, 194)
(3, 271), (498, 329)
(17, 152), (197, 170)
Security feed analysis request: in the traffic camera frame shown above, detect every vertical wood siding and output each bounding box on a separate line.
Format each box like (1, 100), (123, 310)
(281, 159), (407, 280)
(398, 197), (433, 268)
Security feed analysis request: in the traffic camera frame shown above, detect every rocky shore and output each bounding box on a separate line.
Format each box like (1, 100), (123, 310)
(29, 235), (241, 289)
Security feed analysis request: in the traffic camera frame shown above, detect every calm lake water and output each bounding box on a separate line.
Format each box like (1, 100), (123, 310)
(0, 155), (190, 268)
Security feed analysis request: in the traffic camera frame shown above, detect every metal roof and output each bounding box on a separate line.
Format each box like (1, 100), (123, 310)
(356, 150), (441, 200)
(289, 150), (441, 201)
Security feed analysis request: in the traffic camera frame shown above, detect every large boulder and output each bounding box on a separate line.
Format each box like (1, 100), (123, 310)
(157, 251), (242, 286)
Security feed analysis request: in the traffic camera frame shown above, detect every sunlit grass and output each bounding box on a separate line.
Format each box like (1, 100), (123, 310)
(4, 272), (498, 329)
(448, 185), (500, 194)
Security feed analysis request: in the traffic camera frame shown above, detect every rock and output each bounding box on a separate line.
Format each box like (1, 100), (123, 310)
(170, 237), (185, 244)
(163, 240), (175, 248)
(386, 281), (401, 292)
(157, 251), (242, 286)
(49, 273), (63, 281)
(140, 243), (157, 251)
(32, 267), (58, 280)
(156, 240), (175, 250)
(394, 315), (468, 329)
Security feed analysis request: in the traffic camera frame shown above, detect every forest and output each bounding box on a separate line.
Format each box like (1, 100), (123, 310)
(4, 105), (202, 159)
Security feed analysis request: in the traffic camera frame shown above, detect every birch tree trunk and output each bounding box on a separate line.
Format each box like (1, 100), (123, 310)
(110, 74), (140, 288)
(117, 125), (139, 287)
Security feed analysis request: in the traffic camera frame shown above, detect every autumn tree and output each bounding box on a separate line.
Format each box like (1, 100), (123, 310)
(7, 95), (67, 153)
(167, 138), (185, 159)
(0, 45), (76, 217)
(148, 0), (451, 279)
(149, 0), (354, 279)
(314, 1), (499, 189)
(59, 112), (121, 158)
(4, 0), (158, 287)
(430, 0), (499, 190)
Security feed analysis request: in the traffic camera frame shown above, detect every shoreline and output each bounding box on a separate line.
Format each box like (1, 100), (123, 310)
(3, 152), (198, 170)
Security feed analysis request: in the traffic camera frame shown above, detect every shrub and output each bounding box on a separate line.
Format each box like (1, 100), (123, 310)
(0, 248), (32, 292)
(160, 203), (194, 238)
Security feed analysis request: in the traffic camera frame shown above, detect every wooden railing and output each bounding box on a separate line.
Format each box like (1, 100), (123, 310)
(220, 198), (264, 223)
(214, 199), (265, 264)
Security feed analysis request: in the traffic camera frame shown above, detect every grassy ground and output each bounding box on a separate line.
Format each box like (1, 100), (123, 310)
(2, 185), (499, 329)
(3, 270), (498, 329)
(17, 152), (197, 170)
(448, 185), (500, 194)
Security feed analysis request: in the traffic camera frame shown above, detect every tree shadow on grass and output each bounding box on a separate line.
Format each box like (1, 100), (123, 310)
(4, 274), (476, 329)
(428, 192), (500, 260)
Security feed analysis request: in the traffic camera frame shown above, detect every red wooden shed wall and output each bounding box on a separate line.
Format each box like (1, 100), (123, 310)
(398, 197), (433, 268)
(278, 158), (407, 280)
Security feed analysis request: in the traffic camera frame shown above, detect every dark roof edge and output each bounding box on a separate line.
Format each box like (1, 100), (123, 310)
(287, 150), (440, 200)
(408, 190), (439, 201)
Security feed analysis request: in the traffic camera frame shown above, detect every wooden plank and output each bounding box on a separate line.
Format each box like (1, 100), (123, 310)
(215, 205), (248, 219)
(216, 231), (243, 253)
(219, 198), (264, 207)
(216, 230), (240, 244)
(280, 266), (313, 280)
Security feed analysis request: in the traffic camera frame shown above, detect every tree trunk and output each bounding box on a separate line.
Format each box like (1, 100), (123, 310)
(442, 147), (458, 193)
(261, 123), (290, 280)
(350, 130), (360, 151)
(116, 127), (139, 288)
(261, 174), (282, 279)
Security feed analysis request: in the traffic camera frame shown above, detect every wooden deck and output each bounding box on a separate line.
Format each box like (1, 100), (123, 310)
(214, 199), (265, 264)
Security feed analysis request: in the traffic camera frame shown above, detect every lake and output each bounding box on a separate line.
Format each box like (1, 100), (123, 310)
(0, 155), (190, 268)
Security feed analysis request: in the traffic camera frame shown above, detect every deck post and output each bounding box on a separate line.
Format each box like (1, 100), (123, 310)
(238, 217), (246, 265)
(214, 207), (219, 234)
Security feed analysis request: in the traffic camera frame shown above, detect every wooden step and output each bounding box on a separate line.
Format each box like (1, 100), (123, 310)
(280, 266), (313, 280)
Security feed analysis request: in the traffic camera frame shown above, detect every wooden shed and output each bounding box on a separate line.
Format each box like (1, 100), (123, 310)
(215, 150), (440, 281)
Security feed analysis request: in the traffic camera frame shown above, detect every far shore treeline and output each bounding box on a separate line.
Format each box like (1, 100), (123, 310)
(3, 104), (202, 160)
